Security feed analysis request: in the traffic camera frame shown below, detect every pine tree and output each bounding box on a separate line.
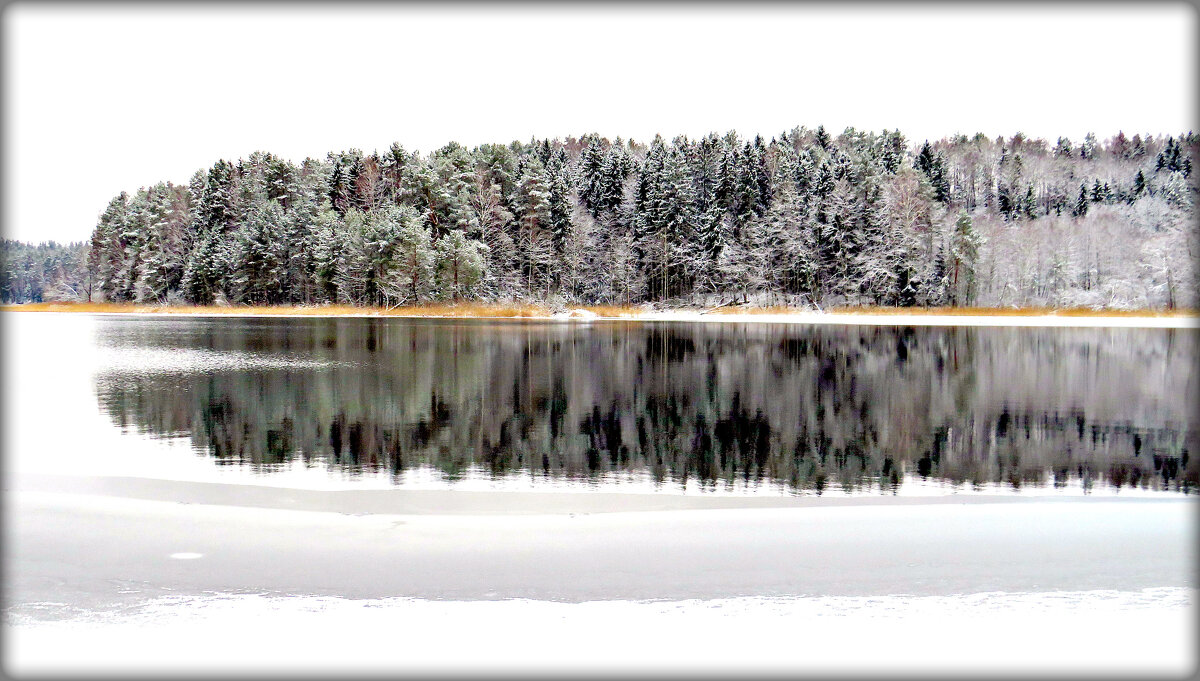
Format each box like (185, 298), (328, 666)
(88, 192), (130, 302)
(1080, 133), (1098, 160)
(577, 136), (606, 218)
(115, 188), (151, 301)
(949, 210), (983, 305)
(335, 209), (370, 304)
(231, 200), (287, 305)
(1131, 170), (1147, 201)
(730, 143), (760, 231)
(135, 183), (184, 303)
(766, 182), (816, 301)
(546, 151), (574, 255)
(327, 149), (363, 216)
(880, 130), (906, 174)
(559, 199), (596, 301)
(930, 153), (950, 204)
(1022, 185), (1037, 220)
(468, 168), (516, 298)
(915, 141), (936, 177)
(691, 134), (729, 281)
(927, 245), (950, 306)
(823, 177), (861, 301)
(385, 215), (435, 304)
(598, 145), (633, 218)
(264, 154), (295, 207)
(1131, 134), (1147, 159)
(309, 203), (343, 303)
(815, 125), (831, 150)
(604, 226), (643, 305)
(1072, 183), (1089, 217)
(852, 174), (898, 304)
(435, 229), (487, 301)
(180, 230), (225, 305)
(515, 158), (553, 297)
(659, 145), (700, 299)
(359, 205), (412, 306)
(200, 160), (236, 235)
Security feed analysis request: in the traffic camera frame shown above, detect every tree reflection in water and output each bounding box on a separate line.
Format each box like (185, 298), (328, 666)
(92, 318), (1197, 493)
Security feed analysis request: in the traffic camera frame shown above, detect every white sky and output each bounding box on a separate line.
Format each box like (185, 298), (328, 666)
(3, 3), (1195, 244)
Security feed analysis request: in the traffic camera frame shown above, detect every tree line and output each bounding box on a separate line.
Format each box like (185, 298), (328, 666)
(3, 126), (1196, 308)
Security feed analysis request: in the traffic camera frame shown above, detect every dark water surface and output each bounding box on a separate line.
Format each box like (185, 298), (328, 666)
(80, 316), (1198, 494)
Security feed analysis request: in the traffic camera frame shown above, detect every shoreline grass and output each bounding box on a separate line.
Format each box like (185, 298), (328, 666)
(2, 301), (1196, 318)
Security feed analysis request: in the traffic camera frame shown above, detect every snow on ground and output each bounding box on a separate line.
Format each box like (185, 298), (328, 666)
(5, 588), (1194, 677)
(631, 309), (1200, 328)
(7, 469), (1196, 677)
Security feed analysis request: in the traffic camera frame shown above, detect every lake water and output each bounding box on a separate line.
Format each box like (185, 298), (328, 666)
(8, 313), (1195, 496)
(5, 312), (1197, 676)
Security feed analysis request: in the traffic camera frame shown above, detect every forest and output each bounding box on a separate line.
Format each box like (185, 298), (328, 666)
(2, 126), (1196, 309)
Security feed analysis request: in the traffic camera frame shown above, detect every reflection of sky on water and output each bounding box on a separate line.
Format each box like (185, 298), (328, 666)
(92, 347), (353, 376)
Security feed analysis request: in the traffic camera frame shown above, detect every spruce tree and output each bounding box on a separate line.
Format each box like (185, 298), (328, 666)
(1072, 183), (1089, 217)
(1023, 185), (1037, 220)
(515, 158), (553, 297)
(1131, 170), (1147, 201)
(135, 183), (183, 303)
(815, 125), (831, 150)
(577, 136), (606, 218)
(309, 203), (343, 303)
(88, 192), (130, 302)
(231, 200), (287, 305)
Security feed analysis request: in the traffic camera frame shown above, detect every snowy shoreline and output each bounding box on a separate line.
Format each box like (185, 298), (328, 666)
(8, 587), (1195, 677)
(6, 307), (1197, 328)
(7, 485), (1195, 676)
(611, 309), (1199, 328)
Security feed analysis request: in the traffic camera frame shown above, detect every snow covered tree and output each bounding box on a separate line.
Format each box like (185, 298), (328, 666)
(63, 126), (1195, 312)
(435, 229), (487, 301)
(335, 209), (370, 304)
(468, 168), (517, 298)
(1080, 133), (1098, 160)
(88, 192), (131, 302)
(383, 215), (435, 304)
(1131, 170), (1148, 201)
(231, 200), (287, 305)
(515, 158), (554, 297)
(358, 205), (415, 306)
(1073, 184), (1089, 218)
(948, 210), (983, 305)
(559, 199), (597, 301)
(577, 136), (607, 218)
(135, 183), (188, 303)
(308, 203), (343, 303)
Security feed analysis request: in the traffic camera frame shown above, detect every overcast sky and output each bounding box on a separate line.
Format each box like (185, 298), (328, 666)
(3, 3), (1195, 244)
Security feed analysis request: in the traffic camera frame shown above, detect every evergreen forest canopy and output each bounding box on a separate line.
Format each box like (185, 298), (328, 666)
(3, 126), (1197, 309)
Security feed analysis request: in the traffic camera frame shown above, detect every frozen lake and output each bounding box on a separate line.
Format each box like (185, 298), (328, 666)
(2, 313), (1197, 676)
